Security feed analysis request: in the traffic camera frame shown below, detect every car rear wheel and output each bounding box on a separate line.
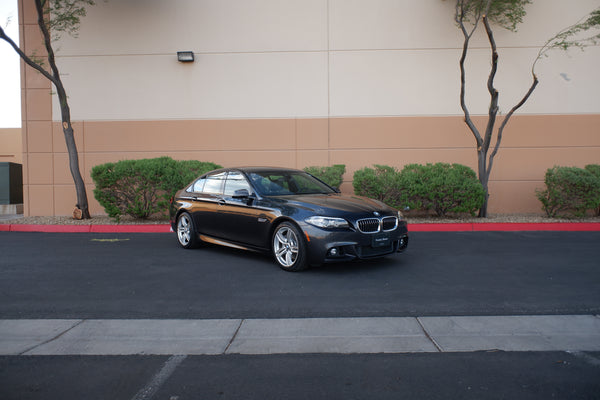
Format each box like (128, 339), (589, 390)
(176, 212), (200, 249)
(272, 222), (308, 271)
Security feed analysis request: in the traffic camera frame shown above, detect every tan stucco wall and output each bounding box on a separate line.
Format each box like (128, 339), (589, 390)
(0, 128), (22, 165)
(17, 0), (600, 216)
(18, 114), (599, 216)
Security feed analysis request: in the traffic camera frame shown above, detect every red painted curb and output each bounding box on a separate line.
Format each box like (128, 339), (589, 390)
(90, 224), (171, 233)
(409, 223), (474, 232)
(1, 222), (599, 233)
(471, 222), (600, 232)
(0, 224), (171, 233)
(9, 224), (92, 233)
(410, 222), (600, 232)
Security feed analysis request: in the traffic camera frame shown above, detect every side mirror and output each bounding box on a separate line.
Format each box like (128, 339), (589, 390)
(233, 189), (257, 205)
(232, 189), (250, 199)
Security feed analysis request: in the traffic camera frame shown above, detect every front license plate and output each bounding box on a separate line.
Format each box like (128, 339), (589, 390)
(372, 232), (391, 248)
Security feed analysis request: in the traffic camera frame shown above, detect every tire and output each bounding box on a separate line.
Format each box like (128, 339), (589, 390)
(176, 212), (201, 249)
(272, 221), (308, 271)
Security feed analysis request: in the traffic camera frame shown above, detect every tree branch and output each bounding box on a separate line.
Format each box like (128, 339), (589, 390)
(35, 0), (71, 122)
(488, 74), (539, 174)
(482, 15), (499, 155)
(0, 26), (57, 85)
(457, 1), (483, 148)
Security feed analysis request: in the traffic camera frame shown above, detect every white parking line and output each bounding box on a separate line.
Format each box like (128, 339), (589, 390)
(569, 351), (600, 367)
(131, 355), (187, 400)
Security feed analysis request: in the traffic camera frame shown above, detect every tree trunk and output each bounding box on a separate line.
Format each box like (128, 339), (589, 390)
(477, 150), (490, 218)
(62, 121), (91, 219)
(35, 0), (91, 218)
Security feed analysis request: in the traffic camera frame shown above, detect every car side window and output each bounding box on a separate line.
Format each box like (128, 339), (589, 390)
(203, 172), (226, 194)
(224, 172), (252, 196)
(191, 178), (206, 193)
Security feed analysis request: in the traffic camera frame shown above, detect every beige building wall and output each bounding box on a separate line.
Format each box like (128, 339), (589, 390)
(19, 0), (600, 216)
(0, 129), (22, 165)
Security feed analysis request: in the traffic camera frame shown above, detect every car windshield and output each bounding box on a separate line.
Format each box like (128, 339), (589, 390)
(248, 171), (336, 196)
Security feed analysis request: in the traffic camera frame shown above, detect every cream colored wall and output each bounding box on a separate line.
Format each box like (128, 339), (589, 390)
(52, 0), (600, 121)
(18, 0), (600, 216)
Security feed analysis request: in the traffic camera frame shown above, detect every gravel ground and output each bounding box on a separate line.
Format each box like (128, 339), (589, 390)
(2, 213), (599, 225)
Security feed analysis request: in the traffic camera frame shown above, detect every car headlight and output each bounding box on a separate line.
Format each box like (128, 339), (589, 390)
(305, 216), (349, 229)
(397, 210), (405, 220)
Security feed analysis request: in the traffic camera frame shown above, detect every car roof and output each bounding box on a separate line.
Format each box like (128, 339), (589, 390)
(235, 167), (302, 174)
(204, 167), (303, 175)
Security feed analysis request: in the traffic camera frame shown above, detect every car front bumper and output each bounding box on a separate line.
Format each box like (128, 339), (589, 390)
(300, 220), (409, 266)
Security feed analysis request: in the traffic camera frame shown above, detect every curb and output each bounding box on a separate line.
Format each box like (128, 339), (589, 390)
(0, 224), (171, 233)
(1, 222), (600, 233)
(409, 222), (600, 232)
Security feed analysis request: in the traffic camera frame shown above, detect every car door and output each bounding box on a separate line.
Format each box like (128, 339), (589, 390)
(216, 171), (273, 248)
(188, 171), (226, 237)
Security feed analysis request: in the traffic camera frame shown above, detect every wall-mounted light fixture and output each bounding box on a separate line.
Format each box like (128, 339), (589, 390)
(177, 51), (195, 62)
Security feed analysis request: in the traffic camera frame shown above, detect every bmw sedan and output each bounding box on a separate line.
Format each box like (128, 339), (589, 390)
(170, 167), (408, 271)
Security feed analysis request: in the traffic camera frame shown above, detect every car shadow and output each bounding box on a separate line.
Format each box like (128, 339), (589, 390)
(307, 256), (403, 275)
(177, 240), (405, 274)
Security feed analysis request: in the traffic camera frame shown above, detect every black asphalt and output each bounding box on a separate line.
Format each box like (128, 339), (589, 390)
(1, 231), (599, 318)
(2, 352), (599, 400)
(1, 230), (600, 399)
(1, 231), (600, 319)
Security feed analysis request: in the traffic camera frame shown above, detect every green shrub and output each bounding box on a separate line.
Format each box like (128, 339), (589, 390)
(159, 159), (222, 199)
(399, 163), (485, 217)
(585, 164), (600, 215)
(536, 166), (600, 218)
(352, 165), (403, 209)
(91, 157), (221, 221)
(303, 164), (346, 188)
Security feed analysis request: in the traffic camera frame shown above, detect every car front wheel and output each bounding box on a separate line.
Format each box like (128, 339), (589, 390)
(272, 222), (308, 271)
(176, 212), (200, 249)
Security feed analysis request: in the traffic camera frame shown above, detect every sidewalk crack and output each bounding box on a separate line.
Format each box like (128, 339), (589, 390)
(416, 317), (443, 352)
(19, 319), (86, 355)
(224, 319), (244, 354)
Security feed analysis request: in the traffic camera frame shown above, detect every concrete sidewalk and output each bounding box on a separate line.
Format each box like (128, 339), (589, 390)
(2, 315), (599, 356)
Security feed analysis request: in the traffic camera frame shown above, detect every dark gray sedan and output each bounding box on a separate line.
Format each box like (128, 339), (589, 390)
(170, 167), (408, 271)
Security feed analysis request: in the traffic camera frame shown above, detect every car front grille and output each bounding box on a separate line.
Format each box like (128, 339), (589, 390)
(382, 216), (398, 231)
(357, 218), (380, 233)
(356, 216), (398, 233)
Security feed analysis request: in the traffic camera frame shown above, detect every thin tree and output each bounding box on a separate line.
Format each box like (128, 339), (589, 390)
(0, 0), (94, 219)
(453, 0), (600, 217)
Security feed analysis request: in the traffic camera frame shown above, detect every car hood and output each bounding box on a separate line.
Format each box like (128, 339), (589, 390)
(274, 194), (394, 216)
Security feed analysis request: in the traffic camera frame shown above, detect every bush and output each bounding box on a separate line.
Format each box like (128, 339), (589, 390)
(303, 164), (346, 188)
(91, 157), (221, 221)
(585, 164), (600, 215)
(352, 165), (403, 209)
(536, 166), (600, 218)
(399, 163), (485, 217)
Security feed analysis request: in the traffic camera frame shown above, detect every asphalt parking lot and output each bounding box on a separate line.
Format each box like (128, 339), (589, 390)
(1, 230), (599, 399)
(1, 231), (599, 318)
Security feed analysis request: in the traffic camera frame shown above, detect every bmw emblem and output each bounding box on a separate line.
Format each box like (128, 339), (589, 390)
(373, 211), (380, 217)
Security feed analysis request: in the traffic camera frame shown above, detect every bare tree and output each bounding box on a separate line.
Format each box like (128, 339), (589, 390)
(0, 0), (94, 219)
(453, 0), (600, 217)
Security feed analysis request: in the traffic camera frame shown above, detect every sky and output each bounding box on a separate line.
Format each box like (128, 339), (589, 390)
(0, 0), (21, 128)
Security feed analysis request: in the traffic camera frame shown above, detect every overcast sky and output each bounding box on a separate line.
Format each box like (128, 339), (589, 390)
(1, 0), (21, 128)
